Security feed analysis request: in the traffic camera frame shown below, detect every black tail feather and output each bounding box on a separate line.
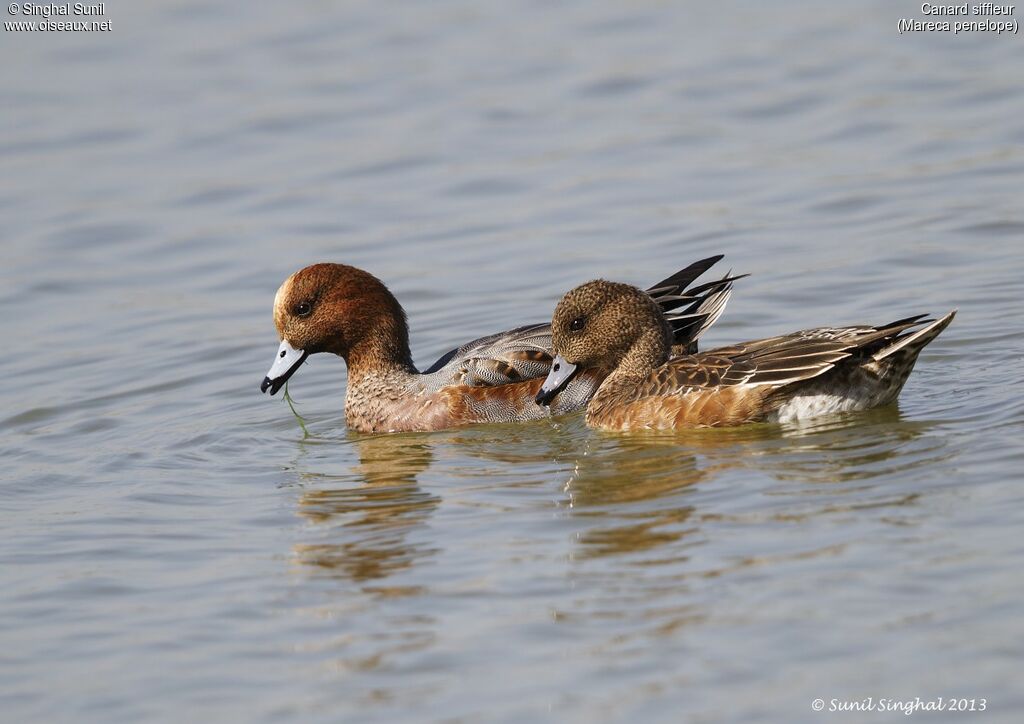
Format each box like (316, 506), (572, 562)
(646, 255), (724, 301)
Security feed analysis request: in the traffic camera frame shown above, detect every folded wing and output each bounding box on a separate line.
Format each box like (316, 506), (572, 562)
(633, 314), (937, 400)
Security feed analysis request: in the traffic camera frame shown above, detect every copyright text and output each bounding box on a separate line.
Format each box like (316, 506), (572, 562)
(811, 697), (987, 715)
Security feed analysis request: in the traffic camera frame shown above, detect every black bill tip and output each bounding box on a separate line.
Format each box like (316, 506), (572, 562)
(535, 387), (557, 407)
(534, 360), (579, 407)
(261, 349), (308, 396)
(261, 376), (285, 395)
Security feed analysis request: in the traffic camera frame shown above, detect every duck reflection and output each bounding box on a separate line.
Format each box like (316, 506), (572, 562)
(293, 433), (439, 583)
(563, 435), (706, 559)
(563, 406), (941, 561)
(769, 407), (947, 485)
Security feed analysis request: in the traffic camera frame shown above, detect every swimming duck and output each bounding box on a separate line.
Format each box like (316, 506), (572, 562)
(535, 278), (955, 430)
(260, 256), (739, 433)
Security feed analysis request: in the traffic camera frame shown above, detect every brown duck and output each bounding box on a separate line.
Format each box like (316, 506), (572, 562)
(535, 278), (955, 431)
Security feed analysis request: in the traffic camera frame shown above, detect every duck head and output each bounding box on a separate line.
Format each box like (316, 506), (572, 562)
(260, 263), (411, 396)
(535, 280), (671, 406)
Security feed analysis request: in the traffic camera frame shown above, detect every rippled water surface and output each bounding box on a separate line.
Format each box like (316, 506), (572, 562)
(3, 1), (1024, 721)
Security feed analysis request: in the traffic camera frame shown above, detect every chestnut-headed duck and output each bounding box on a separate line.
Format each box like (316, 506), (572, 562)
(535, 278), (955, 431)
(260, 256), (741, 433)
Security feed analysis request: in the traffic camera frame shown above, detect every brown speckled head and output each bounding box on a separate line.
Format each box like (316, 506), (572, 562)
(261, 263), (414, 396)
(536, 280), (672, 406)
(550, 280), (672, 374)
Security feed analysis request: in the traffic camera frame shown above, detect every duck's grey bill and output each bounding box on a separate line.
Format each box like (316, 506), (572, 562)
(261, 340), (308, 395)
(535, 355), (578, 407)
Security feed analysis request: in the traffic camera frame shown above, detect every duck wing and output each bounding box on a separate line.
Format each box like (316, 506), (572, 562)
(636, 315), (936, 399)
(421, 322), (555, 387)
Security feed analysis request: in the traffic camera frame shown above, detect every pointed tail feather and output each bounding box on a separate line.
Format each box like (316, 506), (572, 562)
(645, 254), (724, 307)
(643, 254), (745, 351)
(668, 274), (738, 344)
(873, 310), (956, 362)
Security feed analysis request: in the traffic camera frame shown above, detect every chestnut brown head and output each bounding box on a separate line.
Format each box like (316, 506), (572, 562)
(261, 263), (410, 395)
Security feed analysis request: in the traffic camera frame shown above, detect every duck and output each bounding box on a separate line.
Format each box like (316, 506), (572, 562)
(260, 256), (740, 433)
(535, 278), (955, 431)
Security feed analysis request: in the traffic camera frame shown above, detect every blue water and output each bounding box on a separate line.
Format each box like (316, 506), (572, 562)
(2, 1), (1023, 721)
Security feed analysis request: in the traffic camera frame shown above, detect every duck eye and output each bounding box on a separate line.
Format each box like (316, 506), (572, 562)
(569, 317), (585, 332)
(294, 302), (312, 317)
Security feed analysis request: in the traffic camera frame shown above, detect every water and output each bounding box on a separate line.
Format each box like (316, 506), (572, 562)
(2, 1), (1023, 721)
